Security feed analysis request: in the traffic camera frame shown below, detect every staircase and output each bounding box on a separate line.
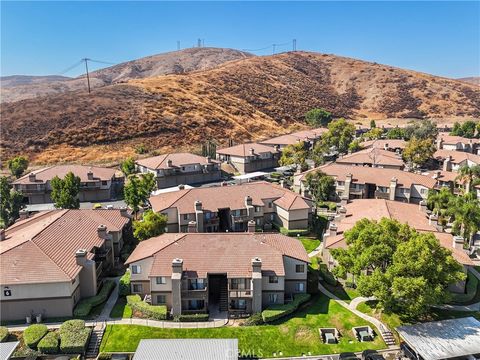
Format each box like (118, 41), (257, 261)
(85, 324), (105, 359)
(219, 278), (228, 312)
(379, 325), (396, 346)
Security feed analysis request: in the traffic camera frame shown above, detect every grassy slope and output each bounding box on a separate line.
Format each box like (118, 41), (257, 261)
(109, 297), (133, 319)
(100, 295), (385, 357)
(299, 237), (321, 253)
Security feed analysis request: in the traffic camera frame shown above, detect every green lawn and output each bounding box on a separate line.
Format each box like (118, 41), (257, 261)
(100, 295), (386, 357)
(321, 282), (360, 303)
(299, 237), (321, 253)
(110, 297), (133, 319)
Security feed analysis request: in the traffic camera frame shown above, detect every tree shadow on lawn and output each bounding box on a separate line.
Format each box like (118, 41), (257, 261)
(269, 294), (330, 325)
(322, 282), (356, 302)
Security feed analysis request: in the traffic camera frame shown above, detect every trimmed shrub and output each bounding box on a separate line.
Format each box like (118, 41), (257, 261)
(242, 313), (264, 326)
(38, 331), (59, 354)
(262, 293), (311, 323)
(173, 313), (209, 322)
(24, 324), (48, 349)
(98, 353), (113, 360)
(279, 227), (309, 237)
(59, 320), (91, 354)
(0, 326), (8, 342)
(127, 294), (167, 320)
(73, 280), (116, 317)
(119, 270), (131, 297)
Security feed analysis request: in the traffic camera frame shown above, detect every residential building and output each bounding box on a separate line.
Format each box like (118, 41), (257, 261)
(336, 148), (405, 170)
(136, 153), (221, 189)
(360, 139), (406, 153)
(294, 163), (438, 203)
(125, 232), (309, 316)
(436, 132), (480, 154)
(259, 127), (327, 150)
(0, 209), (131, 321)
(216, 143), (280, 174)
(322, 199), (474, 292)
(149, 182), (312, 232)
(12, 165), (123, 205)
(434, 149), (480, 172)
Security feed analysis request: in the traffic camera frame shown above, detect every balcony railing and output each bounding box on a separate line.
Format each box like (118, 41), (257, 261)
(374, 191), (390, 200)
(231, 214), (250, 223)
(95, 247), (112, 261)
(96, 261), (103, 279)
(229, 290), (252, 298)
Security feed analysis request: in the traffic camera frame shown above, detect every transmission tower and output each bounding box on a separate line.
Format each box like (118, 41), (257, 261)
(81, 58), (91, 94)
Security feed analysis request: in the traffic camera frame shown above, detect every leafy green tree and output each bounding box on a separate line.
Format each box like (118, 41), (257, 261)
(451, 121), (478, 138)
(305, 108), (332, 127)
(0, 176), (23, 228)
(386, 127), (406, 140)
(450, 122), (464, 137)
(477, 122), (480, 138)
(7, 156), (29, 179)
(133, 210), (167, 241)
(120, 157), (136, 177)
(314, 118), (356, 155)
(404, 120), (438, 140)
(370, 120), (376, 129)
(124, 173), (156, 217)
(331, 218), (465, 318)
(50, 172), (81, 209)
(364, 127), (384, 140)
(348, 139), (363, 153)
(427, 188), (454, 218)
(304, 170), (336, 204)
(403, 137), (435, 168)
(456, 164), (480, 193)
(447, 193), (480, 243)
(279, 142), (308, 170)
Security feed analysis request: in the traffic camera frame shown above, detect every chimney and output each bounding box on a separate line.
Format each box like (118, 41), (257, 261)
(19, 209), (29, 220)
(384, 143), (389, 151)
(221, 181), (228, 187)
(171, 258), (183, 316)
(443, 156), (452, 172)
(418, 200), (427, 213)
(453, 236), (464, 250)
(97, 224), (108, 239)
(172, 258), (183, 273)
(432, 170), (441, 179)
(345, 173), (353, 199)
(206, 156), (212, 163)
(340, 195), (349, 206)
(329, 223), (337, 237)
(120, 207), (132, 219)
(28, 173), (36, 182)
(251, 257), (263, 313)
(0, 229), (5, 241)
(279, 179), (287, 188)
(188, 221), (197, 233)
(75, 249), (88, 266)
(247, 219), (256, 232)
(245, 195), (253, 206)
(389, 177), (398, 201)
(87, 170), (94, 180)
(436, 138), (443, 149)
(194, 200), (202, 211)
(429, 214), (438, 227)
(194, 201), (204, 232)
(274, 145), (280, 152)
(249, 148), (255, 156)
(167, 159), (173, 168)
(178, 184), (185, 190)
(337, 207), (347, 220)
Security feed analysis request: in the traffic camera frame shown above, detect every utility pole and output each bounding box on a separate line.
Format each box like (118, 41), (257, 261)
(272, 44), (276, 55)
(197, 38), (202, 48)
(177, 41), (180, 50)
(293, 39), (297, 51)
(82, 58), (91, 94)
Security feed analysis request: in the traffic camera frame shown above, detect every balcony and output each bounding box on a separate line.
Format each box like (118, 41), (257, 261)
(96, 261), (103, 279)
(231, 214), (250, 223)
(16, 186), (46, 194)
(95, 247), (112, 261)
(229, 289), (252, 298)
(204, 217), (220, 225)
(374, 191), (390, 200)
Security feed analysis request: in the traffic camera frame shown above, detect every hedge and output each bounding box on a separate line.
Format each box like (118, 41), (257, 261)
(37, 331), (59, 354)
(279, 227), (309, 237)
(0, 326), (8, 342)
(127, 294), (167, 320)
(242, 313), (264, 326)
(73, 280), (116, 317)
(98, 353), (113, 360)
(173, 313), (209, 322)
(59, 320), (91, 354)
(24, 324), (48, 349)
(119, 270), (131, 297)
(262, 293), (311, 323)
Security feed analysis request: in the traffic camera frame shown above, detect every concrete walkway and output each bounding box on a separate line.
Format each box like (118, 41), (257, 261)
(308, 242), (323, 258)
(98, 276), (121, 321)
(348, 296), (376, 311)
(318, 282), (396, 348)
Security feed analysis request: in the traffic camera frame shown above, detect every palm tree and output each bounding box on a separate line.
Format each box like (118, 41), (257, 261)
(456, 165), (480, 193)
(447, 193), (480, 246)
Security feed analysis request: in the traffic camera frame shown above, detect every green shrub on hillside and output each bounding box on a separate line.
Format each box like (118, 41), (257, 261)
(73, 280), (115, 317)
(0, 326), (9, 342)
(119, 270), (131, 297)
(37, 331), (59, 354)
(127, 295), (167, 320)
(24, 324), (48, 349)
(262, 293), (311, 323)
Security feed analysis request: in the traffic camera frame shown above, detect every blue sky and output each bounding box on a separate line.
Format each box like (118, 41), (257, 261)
(1, 1), (479, 78)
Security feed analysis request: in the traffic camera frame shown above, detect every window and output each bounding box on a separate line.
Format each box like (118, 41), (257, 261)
(188, 300), (205, 310)
(188, 278), (206, 290)
(337, 181), (345, 186)
(295, 283), (305, 292)
(268, 293), (278, 304)
(254, 206), (261, 212)
(101, 181), (108, 186)
(255, 218), (261, 225)
(132, 284), (143, 293)
(270, 214), (274, 221)
(420, 188), (428, 195)
(296, 264), (305, 273)
(156, 295), (166, 304)
(231, 278), (247, 290)
(156, 276), (166, 285)
(183, 214), (189, 220)
(131, 265), (141, 274)
(269, 276), (278, 284)
(268, 202), (273, 208)
(231, 299), (247, 310)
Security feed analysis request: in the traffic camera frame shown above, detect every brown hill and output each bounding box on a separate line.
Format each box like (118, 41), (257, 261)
(0, 47), (252, 103)
(457, 77), (480, 86)
(1, 51), (479, 164)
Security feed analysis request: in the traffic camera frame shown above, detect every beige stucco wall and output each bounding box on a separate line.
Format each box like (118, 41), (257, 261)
(261, 275), (285, 291)
(283, 256), (308, 280)
(150, 276), (173, 292)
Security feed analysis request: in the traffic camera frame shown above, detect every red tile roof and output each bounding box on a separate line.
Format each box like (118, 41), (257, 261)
(434, 149), (480, 165)
(216, 143), (279, 157)
(361, 139), (407, 150)
(136, 153), (218, 170)
(13, 165), (119, 185)
(336, 148), (404, 167)
(260, 128), (327, 146)
(438, 132), (480, 145)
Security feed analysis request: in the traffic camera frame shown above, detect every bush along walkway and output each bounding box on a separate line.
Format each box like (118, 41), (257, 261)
(318, 282), (396, 347)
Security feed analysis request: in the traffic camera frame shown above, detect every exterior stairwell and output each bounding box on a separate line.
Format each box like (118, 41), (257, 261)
(85, 324), (105, 359)
(379, 324), (396, 346)
(219, 278), (228, 312)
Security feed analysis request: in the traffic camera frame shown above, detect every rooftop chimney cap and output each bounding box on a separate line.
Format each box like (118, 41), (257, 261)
(329, 223), (338, 230)
(0, 229), (5, 241)
(453, 235), (464, 242)
(75, 249), (87, 257)
(252, 257), (262, 263)
(98, 224), (107, 231)
(172, 258), (183, 265)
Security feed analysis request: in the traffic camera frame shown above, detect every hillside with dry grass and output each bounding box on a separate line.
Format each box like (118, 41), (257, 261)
(1, 50), (479, 164)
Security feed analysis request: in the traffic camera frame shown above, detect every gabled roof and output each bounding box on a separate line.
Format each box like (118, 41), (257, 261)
(216, 143), (279, 157)
(0, 209), (130, 284)
(136, 153), (217, 170)
(296, 163), (437, 189)
(323, 199), (474, 265)
(434, 149), (480, 165)
(149, 181), (311, 213)
(438, 132), (480, 145)
(13, 165), (119, 185)
(336, 148), (404, 167)
(260, 127), (327, 146)
(360, 139), (407, 150)
(126, 233), (310, 278)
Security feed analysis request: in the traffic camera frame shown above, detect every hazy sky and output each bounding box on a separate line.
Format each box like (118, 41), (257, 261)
(1, 1), (479, 78)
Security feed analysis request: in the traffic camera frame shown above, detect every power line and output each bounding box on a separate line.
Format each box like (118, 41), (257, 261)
(58, 60), (84, 75)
